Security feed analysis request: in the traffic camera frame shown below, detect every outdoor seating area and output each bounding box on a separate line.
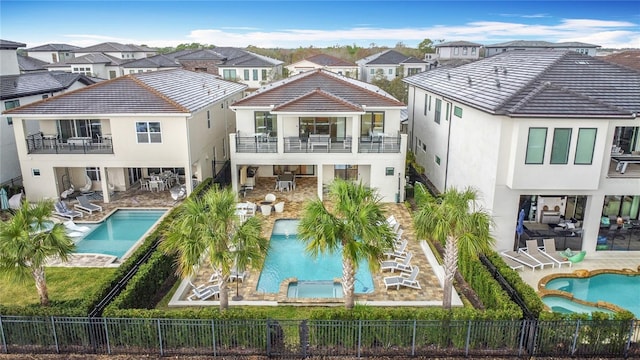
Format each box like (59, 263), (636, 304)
(379, 215), (422, 291)
(53, 200), (83, 220)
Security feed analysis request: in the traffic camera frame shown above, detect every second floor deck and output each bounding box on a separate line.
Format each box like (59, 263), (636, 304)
(234, 134), (403, 154)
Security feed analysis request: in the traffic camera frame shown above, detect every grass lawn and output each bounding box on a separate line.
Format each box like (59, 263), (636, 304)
(0, 267), (116, 306)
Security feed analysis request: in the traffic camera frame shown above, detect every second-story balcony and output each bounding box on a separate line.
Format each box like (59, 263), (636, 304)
(234, 134), (401, 154)
(608, 126), (640, 178)
(25, 133), (113, 155)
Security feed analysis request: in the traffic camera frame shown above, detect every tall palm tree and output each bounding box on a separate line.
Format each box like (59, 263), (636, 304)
(413, 186), (494, 309)
(298, 179), (396, 309)
(160, 186), (267, 310)
(0, 200), (75, 306)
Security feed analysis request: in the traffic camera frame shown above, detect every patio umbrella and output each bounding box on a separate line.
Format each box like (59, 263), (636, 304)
(515, 209), (525, 249)
(0, 188), (8, 210)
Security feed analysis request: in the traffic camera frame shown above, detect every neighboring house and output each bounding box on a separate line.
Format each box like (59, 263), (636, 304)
(484, 40), (600, 57)
(356, 49), (428, 82)
(286, 53), (359, 78)
(598, 50), (640, 72)
(17, 54), (49, 73)
(403, 50), (640, 253)
(121, 54), (182, 74)
(24, 43), (80, 63)
(73, 42), (157, 60)
(4, 69), (246, 202)
(45, 53), (130, 79)
(434, 41), (482, 60)
(229, 69), (408, 203)
(0, 39), (24, 76)
(1, 39), (97, 186)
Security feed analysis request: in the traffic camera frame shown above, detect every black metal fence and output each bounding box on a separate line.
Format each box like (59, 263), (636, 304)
(1, 316), (638, 358)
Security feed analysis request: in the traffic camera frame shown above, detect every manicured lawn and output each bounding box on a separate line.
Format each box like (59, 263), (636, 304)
(0, 267), (116, 306)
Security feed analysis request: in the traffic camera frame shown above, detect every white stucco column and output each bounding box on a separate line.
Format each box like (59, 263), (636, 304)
(100, 166), (110, 203)
(582, 194), (605, 253)
(316, 163), (323, 200)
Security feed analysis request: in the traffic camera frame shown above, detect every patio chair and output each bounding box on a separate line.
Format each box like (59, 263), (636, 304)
(381, 251), (413, 273)
(8, 192), (23, 210)
(230, 268), (248, 282)
(384, 266), (421, 290)
(265, 193), (276, 202)
(384, 238), (408, 259)
(74, 195), (103, 214)
(274, 201), (285, 213)
(500, 250), (543, 271)
(498, 253), (525, 271)
(79, 175), (92, 194)
(187, 281), (220, 301)
(261, 204), (272, 216)
(63, 220), (90, 233)
(53, 201), (83, 220)
(541, 238), (572, 268)
(521, 240), (555, 269)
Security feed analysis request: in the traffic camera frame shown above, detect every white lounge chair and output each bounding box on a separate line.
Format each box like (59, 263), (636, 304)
(74, 195), (103, 214)
(63, 220), (90, 232)
(381, 251), (413, 273)
(541, 238), (572, 268)
(521, 240), (555, 269)
(187, 281), (220, 301)
(384, 266), (421, 290)
(501, 250), (542, 271)
(53, 201), (83, 220)
(384, 239), (408, 259)
(499, 253), (525, 271)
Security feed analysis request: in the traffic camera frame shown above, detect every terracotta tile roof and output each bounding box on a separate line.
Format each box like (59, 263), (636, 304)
(403, 50), (640, 118)
(232, 69), (404, 110)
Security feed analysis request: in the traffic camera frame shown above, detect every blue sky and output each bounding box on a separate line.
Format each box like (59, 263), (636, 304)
(1, 1), (639, 49)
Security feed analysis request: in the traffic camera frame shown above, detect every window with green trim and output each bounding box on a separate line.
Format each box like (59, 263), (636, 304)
(434, 99), (442, 124)
(525, 128), (547, 164)
(454, 106), (463, 118)
(550, 128), (572, 164)
(575, 128), (597, 164)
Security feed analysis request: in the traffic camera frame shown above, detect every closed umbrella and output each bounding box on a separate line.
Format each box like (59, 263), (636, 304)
(515, 209), (525, 249)
(0, 188), (8, 210)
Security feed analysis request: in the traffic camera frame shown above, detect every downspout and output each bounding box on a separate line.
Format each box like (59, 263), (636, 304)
(444, 106), (452, 191)
(410, 86), (416, 151)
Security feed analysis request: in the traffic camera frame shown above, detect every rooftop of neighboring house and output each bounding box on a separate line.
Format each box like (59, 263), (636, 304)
(403, 50), (640, 117)
(598, 50), (640, 72)
(121, 54), (182, 68)
(298, 53), (356, 67)
(0, 39), (26, 49)
(0, 71), (96, 100)
(357, 49), (427, 66)
(43, 53), (130, 67)
(73, 42), (157, 53)
(17, 54), (49, 72)
(484, 40), (600, 49)
(163, 47), (283, 68)
(25, 43), (81, 52)
(3, 69), (246, 115)
(435, 41), (483, 47)
(232, 69), (404, 110)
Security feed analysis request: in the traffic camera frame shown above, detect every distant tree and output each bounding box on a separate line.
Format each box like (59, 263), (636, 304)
(418, 38), (436, 55)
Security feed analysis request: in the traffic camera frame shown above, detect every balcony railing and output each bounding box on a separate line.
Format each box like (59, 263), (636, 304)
(235, 136), (278, 153)
(235, 135), (402, 154)
(358, 135), (401, 153)
(284, 136), (352, 153)
(25, 134), (113, 155)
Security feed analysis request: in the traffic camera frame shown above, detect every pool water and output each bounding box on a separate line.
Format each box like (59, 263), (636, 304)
(288, 281), (344, 298)
(542, 295), (615, 315)
(544, 273), (640, 317)
(257, 219), (375, 296)
(74, 209), (166, 258)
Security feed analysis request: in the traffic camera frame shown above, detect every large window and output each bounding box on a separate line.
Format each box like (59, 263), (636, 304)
(4, 100), (20, 110)
(575, 128), (597, 164)
(254, 111), (276, 136)
(360, 111), (384, 136)
(525, 128), (547, 164)
(334, 165), (358, 180)
(299, 117), (345, 137)
(261, 69), (267, 81)
(434, 99), (442, 124)
(222, 69), (236, 80)
(56, 119), (102, 141)
(136, 121), (162, 143)
(253, 69), (258, 81)
(550, 128), (572, 164)
(244, 69), (250, 81)
(86, 167), (101, 181)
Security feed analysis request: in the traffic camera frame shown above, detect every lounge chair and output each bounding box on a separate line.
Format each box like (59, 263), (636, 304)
(521, 240), (555, 269)
(381, 251), (413, 273)
(187, 281), (220, 301)
(74, 195), (103, 214)
(384, 266), (421, 290)
(500, 250), (543, 271)
(498, 253), (525, 271)
(384, 239), (408, 259)
(63, 220), (90, 233)
(53, 201), (83, 220)
(541, 238), (572, 268)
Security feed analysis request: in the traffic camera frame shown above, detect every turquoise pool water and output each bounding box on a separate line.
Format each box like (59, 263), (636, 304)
(257, 219), (375, 296)
(74, 209), (166, 258)
(544, 273), (640, 317)
(542, 295), (615, 315)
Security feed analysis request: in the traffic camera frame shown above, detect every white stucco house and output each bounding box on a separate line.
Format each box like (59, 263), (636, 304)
(403, 50), (640, 253)
(356, 49), (428, 83)
(24, 43), (80, 63)
(4, 69), (246, 203)
(229, 69), (408, 203)
(434, 41), (482, 60)
(484, 40), (600, 57)
(286, 53), (359, 78)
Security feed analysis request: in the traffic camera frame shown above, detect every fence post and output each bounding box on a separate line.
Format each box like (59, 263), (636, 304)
(624, 319), (634, 359)
(357, 320), (362, 358)
(0, 316), (6, 354)
(103, 318), (111, 355)
(517, 319), (527, 357)
(465, 319), (471, 357)
(411, 320), (416, 357)
(266, 319), (271, 356)
(211, 319), (216, 357)
(51, 316), (59, 353)
(157, 319), (163, 356)
(571, 319), (580, 356)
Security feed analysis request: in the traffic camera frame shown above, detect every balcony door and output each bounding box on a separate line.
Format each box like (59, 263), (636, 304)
(299, 117), (346, 138)
(57, 119), (102, 141)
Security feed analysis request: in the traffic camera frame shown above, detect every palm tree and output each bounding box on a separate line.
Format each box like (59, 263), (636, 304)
(298, 179), (396, 309)
(160, 186), (267, 310)
(0, 200), (75, 306)
(413, 186), (494, 309)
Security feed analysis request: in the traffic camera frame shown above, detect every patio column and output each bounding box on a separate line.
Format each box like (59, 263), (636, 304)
(100, 166), (110, 203)
(316, 164), (323, 200)
(351, 115), (359, 153)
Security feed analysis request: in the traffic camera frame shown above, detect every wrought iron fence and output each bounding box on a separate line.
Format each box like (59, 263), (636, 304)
(1, 316), (638, 358)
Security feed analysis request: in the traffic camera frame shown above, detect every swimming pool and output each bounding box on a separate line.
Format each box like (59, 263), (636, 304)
(257, 219), (375, 296)
(542, 272), (640, 317)
(74, 209), (167, 258)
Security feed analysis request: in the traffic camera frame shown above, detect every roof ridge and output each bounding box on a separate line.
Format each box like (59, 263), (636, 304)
(129, 72), (190, 113)
(318, 70), (405, 105)
(273, 88), (362, 112)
